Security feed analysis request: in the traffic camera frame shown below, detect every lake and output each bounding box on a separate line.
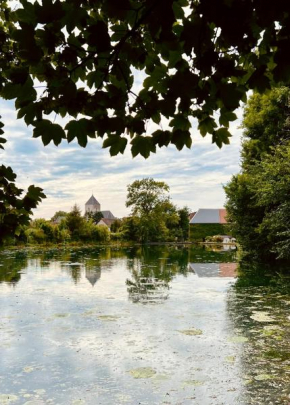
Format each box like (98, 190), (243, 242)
(0, 245), (290, 405)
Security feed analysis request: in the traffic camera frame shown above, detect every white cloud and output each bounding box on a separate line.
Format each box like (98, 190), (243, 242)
(1, 97), (243, 219)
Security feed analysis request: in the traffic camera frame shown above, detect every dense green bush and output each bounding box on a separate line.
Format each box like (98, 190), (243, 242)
(189, 224), (228, 242)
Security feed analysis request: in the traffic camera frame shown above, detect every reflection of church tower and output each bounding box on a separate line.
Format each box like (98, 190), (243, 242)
(85, 268), (101, 286)
(85, 195), (101, 214)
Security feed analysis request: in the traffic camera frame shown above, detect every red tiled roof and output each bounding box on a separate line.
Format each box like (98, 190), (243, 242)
(219, 209), (228, 224)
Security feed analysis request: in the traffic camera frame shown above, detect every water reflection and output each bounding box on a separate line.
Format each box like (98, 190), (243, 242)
(0, 244), (237, 290)
(0, 245), (289, 404)
(125, 246), (189, 303)
(0, 250), (28, 285)
(85, 268), (101, 286)
(188, 262), (237, 277)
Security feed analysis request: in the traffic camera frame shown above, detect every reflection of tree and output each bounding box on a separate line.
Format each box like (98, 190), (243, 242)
(126, 276), (169, 303)
(188, 244), (237, 263)
(0, 251), (28, 286)
(226, 259), (290, 405)
(126, 245), (189, 303)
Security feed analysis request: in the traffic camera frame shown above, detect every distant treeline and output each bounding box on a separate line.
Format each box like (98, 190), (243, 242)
(4, 180), (190, 246)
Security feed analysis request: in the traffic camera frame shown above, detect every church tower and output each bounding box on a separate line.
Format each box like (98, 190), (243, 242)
(85, 195), (101, 214)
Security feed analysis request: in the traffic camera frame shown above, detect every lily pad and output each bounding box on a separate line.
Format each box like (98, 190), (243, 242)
(225, 355), (236, 363)
(254, 374), (273, 381)
(250, 311), (274, 322)
(184, 380), (204, 386)
(178, 328), (203, 336)
(23, 366), (34, 373)
(53, 313), (70, 318)
(0, 394), (18, 404)
(98, 315), (119, 321)
(129, 367), (156, 379)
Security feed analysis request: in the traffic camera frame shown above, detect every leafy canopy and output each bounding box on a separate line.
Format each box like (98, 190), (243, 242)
(225, 87), (290, 261)
(125, 178), (189, 242)
(1, 0), (290, 157)
(126, 178), (170, 215)
(0, 164), (45, 244)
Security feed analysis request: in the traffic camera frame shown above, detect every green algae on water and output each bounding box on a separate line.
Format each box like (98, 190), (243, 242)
(98, 315), (120, 321)
(178, 328), (203, 336)
(250, 311), (274, 322)
(184, 380), (204, 386)
(129, 367), (156, 379)
(0, 394), (18, 404)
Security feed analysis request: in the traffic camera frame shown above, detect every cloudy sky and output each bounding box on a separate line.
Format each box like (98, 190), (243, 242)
(1, 96), (243, 219)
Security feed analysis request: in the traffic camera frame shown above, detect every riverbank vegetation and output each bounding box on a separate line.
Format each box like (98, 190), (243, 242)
(225, 87), (290, 262)
(2, 178), (190, 247)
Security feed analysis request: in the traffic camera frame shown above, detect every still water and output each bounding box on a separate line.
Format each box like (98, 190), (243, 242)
(0, 245), (290, 405)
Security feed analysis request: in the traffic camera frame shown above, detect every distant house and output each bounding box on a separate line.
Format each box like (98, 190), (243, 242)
(97, 219), (110, 229)
(85, 195), (117, 228)
(189, 208), (229, 241)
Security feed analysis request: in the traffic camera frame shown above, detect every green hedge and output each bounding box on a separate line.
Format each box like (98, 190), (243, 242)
(189, 223), (228, 242)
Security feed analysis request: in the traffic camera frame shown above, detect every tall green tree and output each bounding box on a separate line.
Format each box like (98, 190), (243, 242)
(126, 178), (170, 216)
(65, 204), (85, 238)
(126, 178), (183, 242)
(225, 87), (290, 261)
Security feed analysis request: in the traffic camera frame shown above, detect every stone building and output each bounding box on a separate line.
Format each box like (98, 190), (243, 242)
(85, 195), (101, 214)
(85, 194), (116, 227)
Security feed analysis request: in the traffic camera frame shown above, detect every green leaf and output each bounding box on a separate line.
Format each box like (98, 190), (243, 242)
(131, 136), (156, 159)
(169, 115), (191, 131)
(152, 130), (172, 147)
(198, 117), (217, 136)
(152, 112), (161, 124)
(0, 83), (21, 100)
(102, 136), (127, 156)
(65, 119), (95, 147)
(219, 84), (243, 110)
(212, 128), (232, 148)
(33, 120), (65, 146)
(219, 109), (237, 127)
(171, 130), (192, 150)
(172, 2), (184, 19)
(87, 71), (104, 89)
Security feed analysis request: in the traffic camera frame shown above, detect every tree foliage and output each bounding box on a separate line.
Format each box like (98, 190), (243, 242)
(86, 210), (103, 224)
(0, 164), (45, 244)
(126, 178), (170, 215)
(1, 0), (290, 157)
(125, 178), (189, 242)
(225, 87), (290, 261)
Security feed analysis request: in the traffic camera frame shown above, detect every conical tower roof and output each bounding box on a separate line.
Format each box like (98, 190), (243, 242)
(85, 194), (100, 206)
